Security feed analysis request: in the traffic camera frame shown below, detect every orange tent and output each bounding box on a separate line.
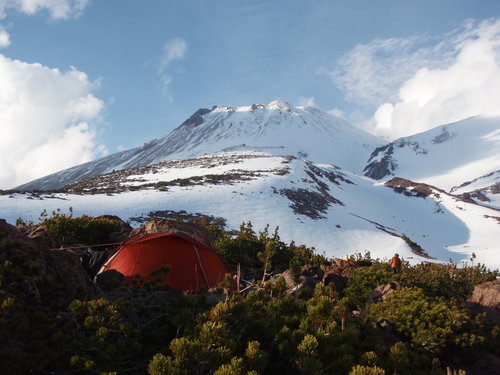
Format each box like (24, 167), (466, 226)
(100, 231), (232, 291)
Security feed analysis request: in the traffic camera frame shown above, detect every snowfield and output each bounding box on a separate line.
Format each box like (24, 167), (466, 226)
(2, 152), (499, 270)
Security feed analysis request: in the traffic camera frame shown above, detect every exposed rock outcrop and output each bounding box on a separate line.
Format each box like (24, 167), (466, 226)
(364, 143), (396, 180)
(466, 279), (500, 323)
(96, 214), (133, 243)
(17, 224), (53, 249)
(134, 219), (216, 246)
(0, 219), (98, 307)
(278, 260), (358, 296)
(95, 269), (125, 291)
(367, 282), (400, 305)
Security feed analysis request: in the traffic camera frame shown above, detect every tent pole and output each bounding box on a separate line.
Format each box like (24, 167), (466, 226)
(193, 245), (210, 289)
(194, 263), (199, 291)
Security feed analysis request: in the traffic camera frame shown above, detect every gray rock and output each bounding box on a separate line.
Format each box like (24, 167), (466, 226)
(466, 279), (500, 323)
(367, 282), (400, 305)
(95, 269), (125, 291)
(289, 276), (317, 296)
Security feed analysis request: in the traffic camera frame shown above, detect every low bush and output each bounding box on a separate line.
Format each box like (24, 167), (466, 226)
(38, 209), (121, 247)
(343, 263), (394, 309)
(1, 215), (498, 374)
(367, 287), (485, 354)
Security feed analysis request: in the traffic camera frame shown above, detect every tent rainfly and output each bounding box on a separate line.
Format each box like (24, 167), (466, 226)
(100, 231), (232, 292)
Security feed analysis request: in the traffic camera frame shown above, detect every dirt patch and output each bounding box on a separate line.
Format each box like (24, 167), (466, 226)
(280, 188), (342, 220)
(384, 177), (437, 198)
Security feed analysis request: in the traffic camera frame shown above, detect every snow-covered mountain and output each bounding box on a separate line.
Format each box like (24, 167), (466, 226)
(2, 151), (499, 268)
(4, 102), (499, 269)
(364, 116), (500, 192)
(16, 101), (381, 190)
(450, 170), (500, 210)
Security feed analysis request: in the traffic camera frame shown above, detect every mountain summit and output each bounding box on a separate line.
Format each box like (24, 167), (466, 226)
(16, 101), (382, 190)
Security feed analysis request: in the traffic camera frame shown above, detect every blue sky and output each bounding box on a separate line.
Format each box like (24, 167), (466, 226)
(1, 0), (500, 188)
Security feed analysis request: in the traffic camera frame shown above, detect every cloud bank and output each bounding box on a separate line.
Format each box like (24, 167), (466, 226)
(0, 55), (105, 189)
(296, 96), (316, 107)
(0, 0), (90, 20)
(331, 19), (500, 139)
(0, 0), (91, 46)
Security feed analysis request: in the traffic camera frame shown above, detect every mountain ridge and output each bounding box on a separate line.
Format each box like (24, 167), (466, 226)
(364, 116), (500, 192)
(16, 101), (382, 190)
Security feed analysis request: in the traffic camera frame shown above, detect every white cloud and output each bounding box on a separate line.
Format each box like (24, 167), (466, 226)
(0, 55), (104, 189)
(158, 37), (187, 102)
(324, 34), (458, 107)
(331, 19), (500, 139)
(328, 108), (344, 119)
(0, 0), (90, 48)
(296, 96), (316, 107)
(160, 38), (187, 71)
(0, 0), (90, 20)
(0, 26), (10, 47)
(373, 19), (500, 139)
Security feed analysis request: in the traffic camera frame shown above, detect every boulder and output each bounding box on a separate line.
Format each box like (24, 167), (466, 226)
(17, 224), (53, 249)
(323, 272), (348, 294)
(375, 317), (399, 342)
(95, 269), (125, 291)
(301, 265), (324, 279)
(289, 276), (317, 296)
(139, 219), (216, 246)
(322, 258), (358, 278)
(276, 269), (297, 290)
(367, 282), (400, 305)
(0, 219), (98, 307)
(95, 214), (133, 243)
(466, 279), (500, 323)
(376, 317), (393, 330)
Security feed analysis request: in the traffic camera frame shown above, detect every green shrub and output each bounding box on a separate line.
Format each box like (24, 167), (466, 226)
(368, 287), (485, 354)
(147, 353), (171, 375)
(213, 222), (327, 270)
(2, 211), (499, 374)
(295, 334), (324, 375)
(398, 262), (498, 302)
(40, 209), (121, 247)
(344, 264), (393, 309)
(348, 365), (385, 375)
